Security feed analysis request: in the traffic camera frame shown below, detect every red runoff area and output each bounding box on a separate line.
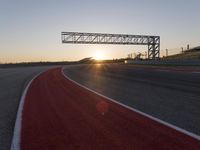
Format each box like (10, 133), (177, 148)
(21, 68), (200, 150)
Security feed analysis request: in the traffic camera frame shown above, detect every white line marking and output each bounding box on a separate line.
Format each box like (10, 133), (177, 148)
(156, 69), (170, 72)
(10, 70), (47, 150)
(62, 67), (200, 141)
(192, 71), (200, 74)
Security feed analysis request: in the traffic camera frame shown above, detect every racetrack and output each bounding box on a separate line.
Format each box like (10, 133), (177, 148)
(12, 67), (200, 150)
(0, 66), (51, 150)
(63, 64), (200, 136)
(2, 64), (200, 149)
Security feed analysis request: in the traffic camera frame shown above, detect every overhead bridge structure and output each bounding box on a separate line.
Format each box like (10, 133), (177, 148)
(62, 32), (160, 60)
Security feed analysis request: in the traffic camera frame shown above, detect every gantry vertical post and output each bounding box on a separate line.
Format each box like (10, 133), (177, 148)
(148, 36), (160, 60)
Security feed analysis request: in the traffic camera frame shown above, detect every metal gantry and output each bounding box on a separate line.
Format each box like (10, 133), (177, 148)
(62, 32), (160, 60)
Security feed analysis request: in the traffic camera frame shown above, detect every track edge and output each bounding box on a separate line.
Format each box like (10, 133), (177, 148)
(10, 70), (48, 150)
(62, 67), (200, 141)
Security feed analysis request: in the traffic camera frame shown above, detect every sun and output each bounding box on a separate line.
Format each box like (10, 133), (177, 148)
(93, 50), (106, 60)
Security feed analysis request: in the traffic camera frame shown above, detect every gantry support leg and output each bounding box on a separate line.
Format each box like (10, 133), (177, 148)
(148, 36), (160, 60)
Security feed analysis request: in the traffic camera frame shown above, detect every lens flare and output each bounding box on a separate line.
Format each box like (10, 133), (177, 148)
(96, 101), (109, 115)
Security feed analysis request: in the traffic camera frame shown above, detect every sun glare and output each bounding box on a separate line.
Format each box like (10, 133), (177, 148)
(93, 50), (106, 60)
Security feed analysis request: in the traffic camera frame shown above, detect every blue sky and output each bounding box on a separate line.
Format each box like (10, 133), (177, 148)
(0, 0), (200, 62)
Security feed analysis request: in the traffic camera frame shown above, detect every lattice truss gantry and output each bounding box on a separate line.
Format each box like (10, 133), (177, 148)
(62, 32), (160, 60)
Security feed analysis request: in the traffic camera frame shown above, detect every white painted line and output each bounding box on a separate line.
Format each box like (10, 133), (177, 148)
(62, 67), (200, 141)
(10, 70), (47, 150)
(192, 71), (200, 74)
(156, 69), (170, 72)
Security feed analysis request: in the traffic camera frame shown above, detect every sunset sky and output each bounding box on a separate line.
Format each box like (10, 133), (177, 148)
(0, 0), (200, 63)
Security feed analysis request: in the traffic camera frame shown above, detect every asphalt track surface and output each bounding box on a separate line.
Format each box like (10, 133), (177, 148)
(63, 64), (200, 136)
(14, 67), (199, 150)
(0, 66), (51, 150)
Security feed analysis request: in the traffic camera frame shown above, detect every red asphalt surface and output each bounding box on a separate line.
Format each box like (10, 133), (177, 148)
(20, 68), (200, 150)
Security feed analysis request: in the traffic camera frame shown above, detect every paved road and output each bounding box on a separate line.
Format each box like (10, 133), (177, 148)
(0, 66), (51, 150)
(13, 68), (200, 150)
(63, 64), (200, 135)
